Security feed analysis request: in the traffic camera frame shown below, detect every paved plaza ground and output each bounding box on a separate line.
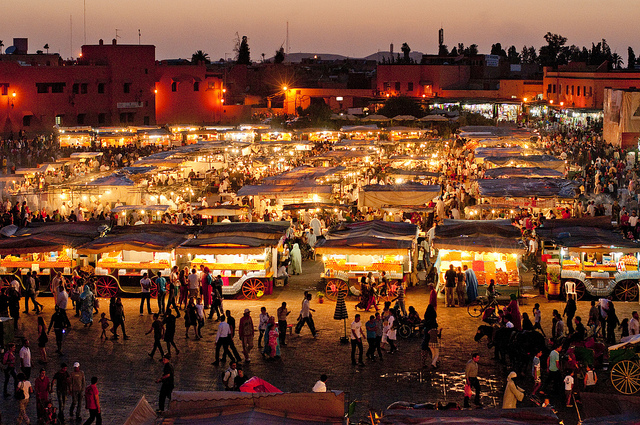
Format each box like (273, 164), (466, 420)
(0, 260), (636, 424)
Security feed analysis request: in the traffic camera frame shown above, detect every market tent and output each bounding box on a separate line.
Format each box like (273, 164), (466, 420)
(69, 152), (103, 159)
(85, 173), (135, 186)
(77, 232), (189, 254)
(358, 183), (441, 209)
(361, 114), (390, 122)
(340, 125), (380, 132)
(385, 168), (440, 179)
(109, 224), (199, 235)
(237, 183), (332, 197)
(262, 166), (345, 184)
(419, 114), (449, 122)
(176, 236), (279, 255)
(392, 115), (417, 121)
(474, 146), (525, 161)
(483, 155), (565, 172)
(0, 221), (108, 255)
(326, 220), (418, 240)
(196, 205), (249, 216)
(197, 222), (290, 240)
(312, 150), (375, 161)
(483, 166), (564, 179)
(536, 225), (640, 253)
(433, 235), (525, 254)
(111, 205), (171, 214)
(435, 219), (521, 239)
(477, 178), (578, 199)
(315, 236), (413, 255)
(282, 203), (350, 211)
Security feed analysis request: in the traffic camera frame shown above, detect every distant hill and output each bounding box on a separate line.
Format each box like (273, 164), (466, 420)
(268, 51), (425, 63)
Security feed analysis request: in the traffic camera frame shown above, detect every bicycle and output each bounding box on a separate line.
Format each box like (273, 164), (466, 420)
(467, 293), (500, 318)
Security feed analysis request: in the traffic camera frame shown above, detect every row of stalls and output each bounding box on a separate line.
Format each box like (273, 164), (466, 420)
(0, 221), (289, 300)
(58, 126), (175, 148)
(315, 221), (419, 300)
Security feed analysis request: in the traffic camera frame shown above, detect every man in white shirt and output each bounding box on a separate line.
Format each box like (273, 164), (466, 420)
(351, 314), (364, 366)
(295, 293), (317, 338)
(19, 339), (32, 380)
(139, 272), (153, 315)
(212, 316), (236, 366)
(188, 269), (200, 299)
(55, 282), (69, 311)
(630, 311), (640, 336)
(310, 215), (322, 237)
(312, 374), (328, 392)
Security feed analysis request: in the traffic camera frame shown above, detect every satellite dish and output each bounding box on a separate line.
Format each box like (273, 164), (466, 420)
(5, 46), (17, 54)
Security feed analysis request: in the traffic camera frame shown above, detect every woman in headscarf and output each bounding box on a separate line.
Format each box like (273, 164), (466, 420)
(502, 371), (525, 409)
(504, 294), (522, 331)
(290, 243), (302, 275)
(262, 316), (281, 359)
(79, 284), (95, 327)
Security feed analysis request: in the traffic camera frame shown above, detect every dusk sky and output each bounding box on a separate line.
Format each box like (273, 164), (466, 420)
(3, 0), (639, 62)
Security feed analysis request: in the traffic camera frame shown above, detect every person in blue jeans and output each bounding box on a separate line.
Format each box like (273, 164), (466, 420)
(140, 273), (153, 315)
(156, 272), (167, 315)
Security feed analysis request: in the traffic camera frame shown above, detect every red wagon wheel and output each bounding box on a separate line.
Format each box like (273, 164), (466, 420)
(150, 277), (159, 299)
(614, 280), (639, 302)
(95, 275), (119, 298)
(381, 281), (399, 302)
(325, 279), (348, 301)
(242, 278), (265, 300)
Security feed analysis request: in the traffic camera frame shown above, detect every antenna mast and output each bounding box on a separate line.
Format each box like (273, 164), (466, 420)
(286, 21), (290, 54)
(83, 0), (87, 44)
(70, 15), (73, 58)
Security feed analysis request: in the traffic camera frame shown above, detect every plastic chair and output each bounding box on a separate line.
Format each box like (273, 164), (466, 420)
(565, 281), (577, 299)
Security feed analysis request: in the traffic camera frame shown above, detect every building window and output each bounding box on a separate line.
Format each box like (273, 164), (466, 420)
(36, 83), (49, 94)
(407, 82), (414, 92)
(144, 116), (150, 125)
(98, 83), (105, 94)
(383, 82), (390, 91)
(72, 83), (79, 94)
(51, 83), (65, 93)
(0, 85), (7, 96)
(120, 113), (134, 123)
(55, 115), (63, 126)
(577, 86), (581, 96)
(566, 85), (569, 95)
(583, 86), (587, 97)
(395, 82), (401, 91)
(124, 83), (131, 93)
(77, 114), (86, 125)
(193, 82), (200, 91)
(171, 81), (177, 92)
(98, 113), (106, 124)
(552, 84), (556, 94)
(547, 84), (552, 93)
(145, 68), (149, 74)
(81, 83), (88, 94)
(589, 87), (593, 97)
(558, 84), (562, 94)
(22, 116), (31, 127)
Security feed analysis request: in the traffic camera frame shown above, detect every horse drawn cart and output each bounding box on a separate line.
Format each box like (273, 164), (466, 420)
(608, 334), (640, 395)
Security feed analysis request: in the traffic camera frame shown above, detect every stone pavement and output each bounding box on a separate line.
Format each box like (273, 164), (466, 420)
(0, 260), (636, 424)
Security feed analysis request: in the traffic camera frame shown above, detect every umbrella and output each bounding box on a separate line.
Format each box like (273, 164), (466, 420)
(333, 291), (349, 344)
(239, 376), (282, 393)
(392, 115), (417, 121)
(419, 114), (449, 122)
(361, 114), (390, 122)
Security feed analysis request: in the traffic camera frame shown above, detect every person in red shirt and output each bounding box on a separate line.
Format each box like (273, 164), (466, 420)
(84, 376), (102, 425)
(34, 368), (50, 422)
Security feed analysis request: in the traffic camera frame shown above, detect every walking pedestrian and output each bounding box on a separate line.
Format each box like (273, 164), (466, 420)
(464, 353), (482, 408)
(187, 269), (200, 300)
(156, 272), (167, 315)
(156, 354), (174, 412)
(502, 371), (524, 409)
(163, 308), (180, 356)
(365, 315), (377, 361)
(276, 302), (290, 346)
(564, 296), (577, 334)
(350, 314), (365, 366)
(195, 298), (205, 339)
(393, 282), (407, 316)
(34, 367), (50, 421)
(146, 313), (165, 359)
(48, 305), (71, 355)
(374, 312), (384, 360)
(238, 308), (254, 362)
(166, 271), (180, 317)
(564, 369), (575, 407)
(184, 297), (198, 339)
(212, 316), (235, 366)
(82, 376), (102, 425)
(37, 316), (48, 363)
(2, 343), (17, 397)
(295, 293), (317, 338)
(69, 362), (85, 421)
(258, 307), (269, 348)
(19, 339), (32, 380)
(51, 362), (70, 423)
(15, 372), (33, 425)
(544, 343), (563, 395)
(110, 297), (128, 340)
(531, 350), (543, 396)
(222, 361), (238, 391)
(139, 273), (153, 315)
(607, 301), (620, 345)
(533, 303), (545, 336)
(456, 266), (466, 307)
(225, 310), (242, 362)
(445, 264), (456, 307)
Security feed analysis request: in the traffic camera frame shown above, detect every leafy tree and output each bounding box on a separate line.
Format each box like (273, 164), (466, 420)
(538, 32), (568, 67)
(629, 47), (637, 70)
(468, 44), (478, 56)
(611, 53), (623, 70)
(274, 47), (285, 64)
(490, 43), (506, 57)
(449, 47), (458, 56)
(521, 46), (537, 63)
(507, 45), (520, 64)
(191, 50), (210, 64)
(235, 35), (251, 64)
(401, 42), (411, 63)
(438, 44), (449, 56)
(297, 101), (332, 126)
(377, 96), (424, 118)
(44, 43), (49, 54)
(457, 43), (465, 54)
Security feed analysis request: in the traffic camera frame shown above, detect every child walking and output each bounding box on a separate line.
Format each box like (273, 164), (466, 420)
(533, 303), (545, 336)
(99, 313), (110, 339)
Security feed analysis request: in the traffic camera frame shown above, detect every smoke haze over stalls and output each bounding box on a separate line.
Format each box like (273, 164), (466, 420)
(3, 0), (638, 61)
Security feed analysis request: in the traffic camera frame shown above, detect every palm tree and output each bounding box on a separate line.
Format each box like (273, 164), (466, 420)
(191, 50), (210, 65)
(0, 40), (4, 55)
(611, 52), (623, 70)
(44, 44), (49, 54)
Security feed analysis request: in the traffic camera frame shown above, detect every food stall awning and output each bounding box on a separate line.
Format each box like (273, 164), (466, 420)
(477, 178), (578, 199)
(474, 146), (525, 160)
(312, 150), (376, 161)
(262, 166), (345, 184)
(15, 164), (55, 175)
(196, 205), (249, 216)
(434, 235), (526, 254)
(325, 220), (418, 240)
(381, 205), (434, 213)
(80, 173), (135, 187)
(132, 158), (184, 168)
(69, 152), (104, 159)
(385, 168), (440, 178)
(237, 184), (332, 197)
(0, 237), (67, 255)
(0, 221), (107, 254)
(77, 232), (188, 254)
(483, 155), (565, 171)
(121, 166), (157, 175)
(176, 236), (278, 255)
(315, 236), (412, 255)
(197, 222), (290, 240)
(536, 225), (640, 253)
(109, 224), (199, 235)
(435, 219), (522, 239)
(282, 203), (350, 211)
(359, 183), (441, 209)
(111, 205), (171, 214)
(483, 167), (564, 179)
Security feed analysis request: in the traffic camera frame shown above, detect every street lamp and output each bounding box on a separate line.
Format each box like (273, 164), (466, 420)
(10, 91), (16, 108)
